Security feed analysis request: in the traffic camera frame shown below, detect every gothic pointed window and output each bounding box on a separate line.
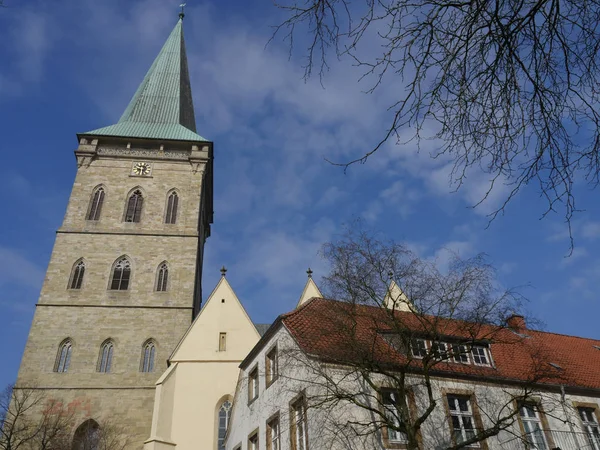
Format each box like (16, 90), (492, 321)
(141, 340), (156, 373)
(165, 191), (178, 224)
(125, 190), (143, 222)
(110, 257), (131, 290)
(87, 187), (105, 221)
(217, 400), (232, 450)
(54, 339), (72, 373)
(72, 419), (100, 450)
(97, 340), (114, 373)
(69, 260), (86, 290)
(156, 263), (169, 292)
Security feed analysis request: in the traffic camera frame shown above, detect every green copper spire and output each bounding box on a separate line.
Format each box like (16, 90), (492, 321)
(83, 18), (207, 142)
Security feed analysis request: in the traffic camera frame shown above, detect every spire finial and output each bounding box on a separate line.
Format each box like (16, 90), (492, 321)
(179, 3), (186, 19)
(220, 266), (227, 277)
(307, 267), (313, 278)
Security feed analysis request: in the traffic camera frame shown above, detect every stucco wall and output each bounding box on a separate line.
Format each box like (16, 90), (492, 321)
(227, 325), (600, 450)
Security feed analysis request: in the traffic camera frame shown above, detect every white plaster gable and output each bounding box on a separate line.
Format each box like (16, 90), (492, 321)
(383, 280), (415, 312)
(296, 277), (323, 308)
(169, 276), (261, 361)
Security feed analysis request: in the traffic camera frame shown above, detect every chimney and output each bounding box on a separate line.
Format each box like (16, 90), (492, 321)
(506, 314), (526, 330)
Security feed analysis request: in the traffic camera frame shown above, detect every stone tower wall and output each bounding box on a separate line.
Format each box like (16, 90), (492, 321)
(15, 139), (212, 449)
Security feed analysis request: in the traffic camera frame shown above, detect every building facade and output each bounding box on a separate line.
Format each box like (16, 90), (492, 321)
(227, 297), (600, 450)
(15, 16), (214, 449)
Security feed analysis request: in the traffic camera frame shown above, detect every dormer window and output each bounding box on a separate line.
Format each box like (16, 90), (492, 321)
(452, 344), (470, 364)
(410, 338), (427, 358)
(431, 342), (448, 360)
(471, 346), (491, 366)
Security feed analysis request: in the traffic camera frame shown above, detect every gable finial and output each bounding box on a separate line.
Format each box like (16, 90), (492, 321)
(179, 3), (186, 20)
(220, 266), (227, 277)
(307, 267), (313, 278)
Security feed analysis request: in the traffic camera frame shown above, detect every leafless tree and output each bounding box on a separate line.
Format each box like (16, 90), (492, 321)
(0, 385), (73, 450)
(275, 227), (566, 449)
(273, 0), (600, 243)
(1, 385), (130, 450)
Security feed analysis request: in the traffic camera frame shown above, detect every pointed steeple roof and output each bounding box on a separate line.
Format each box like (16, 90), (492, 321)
(82, 18), (208, 142)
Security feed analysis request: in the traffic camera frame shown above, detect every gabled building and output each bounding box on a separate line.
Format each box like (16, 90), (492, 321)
(226, 297), (600, 450)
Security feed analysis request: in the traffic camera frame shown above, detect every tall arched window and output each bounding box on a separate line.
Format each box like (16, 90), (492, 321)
(97, 340), (114, 373)
(140, 340), (156, 373)
(165, 191), (178, 224)
(54, 339), (72, 373)
(109, 257), (131, 290)
(156, 263), (169, 292)
(69, 260), (85, 290)
(87, 187), (105, 221)
(124, 190), (143, 222)
(72, 419), (100, 450)
(217, 400), (232, 450)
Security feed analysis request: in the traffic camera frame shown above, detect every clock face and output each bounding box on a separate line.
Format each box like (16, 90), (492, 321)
(132, 162), (151, 176)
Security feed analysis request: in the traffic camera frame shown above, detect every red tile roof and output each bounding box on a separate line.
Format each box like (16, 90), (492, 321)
(281, 298), (600, 391)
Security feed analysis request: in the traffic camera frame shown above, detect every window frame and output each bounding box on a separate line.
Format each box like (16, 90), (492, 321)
(68, 260), (86, 290)
(86, 186), (105, 221)
(431, 341), (449, 361)
(452, 344), (471, 364)
(140, 340), (156, 373)
(248, 428), (259, 450)
(124, 189), (144, 223)
(515, 400), (554, 450)
(471, 345), (491, 366)
(380, 388), (410, 449)
(217, 399), (232, 450)
(97, 340), (114, 373)
(290, 393), (309, 450)
(267, 413), (281, 450)
(165, 190), (179, 224)
(156, 262), (169, 292)
(109, 257), (131, 291)
(266, 345), (279, 388)
(248, 365), (259, 404)
(443, 390), (488, 450)
(410, 338), (428, 359)
(54, 339), (72, 373)
(575, 403), (600, 450)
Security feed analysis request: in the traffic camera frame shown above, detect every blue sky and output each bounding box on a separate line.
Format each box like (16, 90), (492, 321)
(2, 0), (600, 389)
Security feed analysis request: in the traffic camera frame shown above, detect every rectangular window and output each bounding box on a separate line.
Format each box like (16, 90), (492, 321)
(266, 346), (279, 387)
(267, 415), (280, 450)
(219, 333), (227, 352)
(382, 390), (408, 444)
(410, 338), (427, 358)
(431, 342), (448, 360)
(471, 346), (490, 366)
(291, 397), (308, 450)
(248, 431), (259, 450)
(447, 395), (478, 447)
(248, 366), (259, 403)
(579, 407), (600, 450)
(518, 403), (548, 450)
(452, 344), (470, 363)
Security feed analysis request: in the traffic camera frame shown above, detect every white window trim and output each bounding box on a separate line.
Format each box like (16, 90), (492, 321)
(519, 403), (549, 450)
(410, 338), (428, 359)
(447, 395), (479, 448)
(471, 345), (491, 367)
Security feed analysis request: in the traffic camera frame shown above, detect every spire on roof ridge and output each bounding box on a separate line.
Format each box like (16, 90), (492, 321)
(82, 17), (208, 142)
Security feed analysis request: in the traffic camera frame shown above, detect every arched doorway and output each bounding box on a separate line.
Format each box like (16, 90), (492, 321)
(72, 419), (100, 450)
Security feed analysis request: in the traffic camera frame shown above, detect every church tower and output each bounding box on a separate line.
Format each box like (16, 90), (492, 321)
(15, 15), (212, 448)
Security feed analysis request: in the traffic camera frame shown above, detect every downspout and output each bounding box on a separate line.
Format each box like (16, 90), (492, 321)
(560, 384), (580, 448)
